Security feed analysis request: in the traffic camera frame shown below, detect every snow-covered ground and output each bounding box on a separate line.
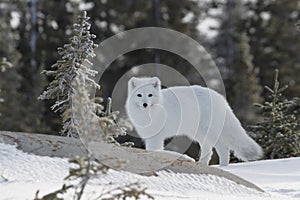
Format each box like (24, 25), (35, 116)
(0, 143), (299, 200)
(219, 158), (300, 199)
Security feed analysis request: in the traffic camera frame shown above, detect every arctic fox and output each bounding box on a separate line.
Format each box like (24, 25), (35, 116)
(125, 77), (263, 166)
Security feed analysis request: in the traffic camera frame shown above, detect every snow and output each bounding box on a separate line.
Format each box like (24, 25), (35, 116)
(10, 11), (21, 29)
(219, 158), (300, 199)
(197, 17), (220, 38)
(0, 143), (299, 200)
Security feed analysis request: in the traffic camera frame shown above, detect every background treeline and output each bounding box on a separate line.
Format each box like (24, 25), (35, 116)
(0, 0), (299, 160)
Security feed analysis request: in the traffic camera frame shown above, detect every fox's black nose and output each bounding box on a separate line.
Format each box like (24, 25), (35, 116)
(143, 103), (148, 108)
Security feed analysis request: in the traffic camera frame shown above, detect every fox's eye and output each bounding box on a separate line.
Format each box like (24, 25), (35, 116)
(148, 94), (153, 97)
(137, 94), (142, 97)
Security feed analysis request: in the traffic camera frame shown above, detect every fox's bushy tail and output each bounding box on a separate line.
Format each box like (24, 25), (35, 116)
(223, 110), (263, 161)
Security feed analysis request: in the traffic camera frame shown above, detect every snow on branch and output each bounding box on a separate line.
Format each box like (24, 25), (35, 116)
(38, 11), (99, 137)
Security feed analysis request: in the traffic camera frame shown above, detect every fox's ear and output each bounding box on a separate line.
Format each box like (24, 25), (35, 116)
(128, 77), (138, 92)
(152, 77), (161, 89)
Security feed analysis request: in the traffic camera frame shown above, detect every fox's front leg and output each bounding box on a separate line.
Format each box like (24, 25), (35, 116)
(144, 135), (164, 151)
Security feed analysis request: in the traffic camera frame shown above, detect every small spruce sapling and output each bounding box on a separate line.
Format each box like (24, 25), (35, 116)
(38, 11), (99, 137)
(249, 69), (300, 159)
(97, 97), (134, 146)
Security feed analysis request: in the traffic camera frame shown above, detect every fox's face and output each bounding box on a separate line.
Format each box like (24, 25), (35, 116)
(127, 77), (161, 109)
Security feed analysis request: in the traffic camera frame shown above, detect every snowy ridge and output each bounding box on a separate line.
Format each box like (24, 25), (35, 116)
(1, 143), (298, 200)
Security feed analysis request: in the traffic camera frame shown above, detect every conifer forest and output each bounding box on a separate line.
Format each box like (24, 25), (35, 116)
(0, 0), (299, 161)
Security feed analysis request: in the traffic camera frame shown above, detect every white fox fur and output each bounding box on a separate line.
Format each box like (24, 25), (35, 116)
(125, 77), (263, 166)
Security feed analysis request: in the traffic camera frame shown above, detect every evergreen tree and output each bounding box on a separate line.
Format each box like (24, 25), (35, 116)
(0, 5), (26, 131)
(0, 58), (12, 117)
(39, 11), (98, 137)
(8, 0), (75, 133)
(3, 0), (50, 133)
(232, 32), (262, 124)
(245, 0), (300, 99)
(249, 70), (300, 159)
(286, 97), (300, 127)
(0, 89), (3, 117)
(214, 1), (262, 124)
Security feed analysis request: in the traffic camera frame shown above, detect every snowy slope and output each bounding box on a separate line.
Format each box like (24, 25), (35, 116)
(0, 143), (298, 200)
(219, 158), (300, 199)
